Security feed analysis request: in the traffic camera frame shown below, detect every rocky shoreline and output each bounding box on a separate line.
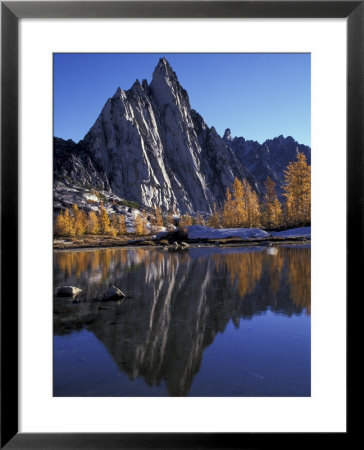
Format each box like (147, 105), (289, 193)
(53, 225), (311, 250)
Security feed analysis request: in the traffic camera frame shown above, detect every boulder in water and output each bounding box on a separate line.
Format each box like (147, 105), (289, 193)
(56, 286), (82, 297)
(102, 285), (125, 301)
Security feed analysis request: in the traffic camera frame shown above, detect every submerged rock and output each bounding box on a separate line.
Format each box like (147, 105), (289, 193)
(56, 286), (82, 297)
(102, 285), (125, 301)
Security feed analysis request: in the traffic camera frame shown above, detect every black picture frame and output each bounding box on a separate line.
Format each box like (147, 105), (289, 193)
(1, 1), (359, 448)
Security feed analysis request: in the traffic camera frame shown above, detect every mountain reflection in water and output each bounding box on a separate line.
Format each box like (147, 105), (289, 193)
(54, 245), (310, 396)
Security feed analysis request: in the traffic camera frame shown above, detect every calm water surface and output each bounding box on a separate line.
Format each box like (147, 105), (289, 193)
(54, 245), (310, 396)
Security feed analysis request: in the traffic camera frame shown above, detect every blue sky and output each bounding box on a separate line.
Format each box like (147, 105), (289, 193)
(54, 53), (311, 146)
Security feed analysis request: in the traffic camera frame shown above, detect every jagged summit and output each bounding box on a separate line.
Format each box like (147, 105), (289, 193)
(224, 132), (310, 199)
(149, 57), (189, 110)
(264, 134), (297, 146)
(54, 58), (311, 214)
(132, 79), (141, 88)
(151, 57), (177, 87)
(153, 57), (173, 76)
(112, 86), (123, 98)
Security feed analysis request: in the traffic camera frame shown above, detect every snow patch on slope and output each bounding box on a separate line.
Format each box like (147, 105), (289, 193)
(270, 227), (311, 238)
(186, 225), (271, 240)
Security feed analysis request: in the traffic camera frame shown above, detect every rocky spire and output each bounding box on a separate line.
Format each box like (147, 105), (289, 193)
(152, 57), (174, 79)
(56, 57), (264, 214)
(223, 128), (233, 141)
(149, 57), (187, 108)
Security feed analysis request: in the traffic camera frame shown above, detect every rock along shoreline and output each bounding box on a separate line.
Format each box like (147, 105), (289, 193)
(53, 225), (311, 251)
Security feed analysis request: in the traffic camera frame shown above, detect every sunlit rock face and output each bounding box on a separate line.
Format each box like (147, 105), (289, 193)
(54, 58), (256, 214)
(54, 246), (310, 396)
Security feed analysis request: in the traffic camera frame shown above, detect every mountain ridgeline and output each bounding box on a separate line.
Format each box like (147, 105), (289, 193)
(54, 57), (311, 215)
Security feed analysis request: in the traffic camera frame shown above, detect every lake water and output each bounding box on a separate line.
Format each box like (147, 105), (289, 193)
(54, 244), (310, 397)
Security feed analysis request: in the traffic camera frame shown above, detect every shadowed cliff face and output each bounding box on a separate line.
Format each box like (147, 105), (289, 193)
(54, 246), (310, 396)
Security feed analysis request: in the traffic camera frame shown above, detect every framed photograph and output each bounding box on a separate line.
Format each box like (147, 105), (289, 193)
(1, 1), (358, 448)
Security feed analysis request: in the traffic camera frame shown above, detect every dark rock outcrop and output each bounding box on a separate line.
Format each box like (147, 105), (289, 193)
(102, 285), (125, 301)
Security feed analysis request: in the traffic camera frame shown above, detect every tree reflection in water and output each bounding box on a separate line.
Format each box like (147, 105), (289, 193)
(54, 245), (310, 396)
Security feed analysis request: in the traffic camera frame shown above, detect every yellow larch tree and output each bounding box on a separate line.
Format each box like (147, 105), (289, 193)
(232, 178), (248, 227)
(72, 204), (87, 235)
(117, 214), (127, 235)
(110, 214), (127, 236)
(109, 226), (118, 237)
(134, 214), (143, 235)
(207, 203), (221, 228)
(165, 212), (175, 231)
(98, 201), (111, 234)
(179, 213), (193, 228)
(63, 208), (75, 236)
(154, 207), (163, 227)
(263, 177), (282, 229)
(135, 211), (148, 236)
(109, 214), (119, 237)
(87, 210), (100, 234)
(282, 152), (311, 227)
(222, 178), (261, 228)
(272, 198), (282, 228)
(55, 210), (66, 236)
(194, 211), (206, 226)
(246, 187), (261, 228)
(142, 211), (149, 234)
(222, 186), (235, 227)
